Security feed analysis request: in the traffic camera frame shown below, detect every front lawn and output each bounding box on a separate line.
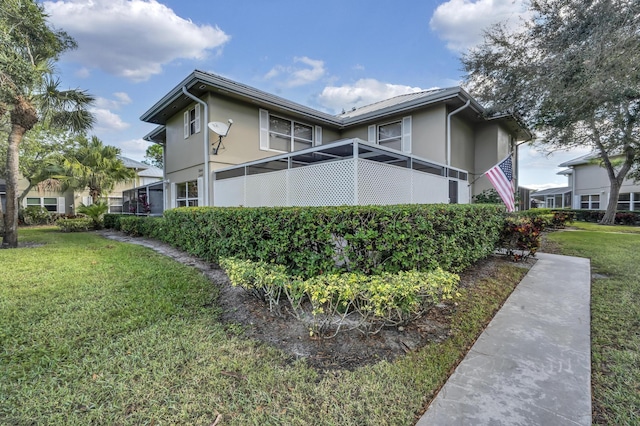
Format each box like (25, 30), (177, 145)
(546, 225), (640, 424)
(0, 227), (525, 425)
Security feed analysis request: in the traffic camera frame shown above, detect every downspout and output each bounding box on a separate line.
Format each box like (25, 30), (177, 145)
(446, 99), (471, 166)
(181, 86), (209, 206)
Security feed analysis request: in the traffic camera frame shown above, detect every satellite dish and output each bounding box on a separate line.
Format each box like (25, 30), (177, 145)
(208, 121), (230, 137)
(207, 119), (233, 155)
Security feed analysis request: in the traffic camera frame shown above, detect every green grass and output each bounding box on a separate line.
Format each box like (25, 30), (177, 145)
(546, 226), (640, 425)
(569, 221), (640, 234)
(0, 227), (526, 425)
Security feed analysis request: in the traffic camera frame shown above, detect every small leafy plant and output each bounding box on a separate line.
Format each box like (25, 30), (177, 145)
(499, 216), (544, 261)
(220, 257), (460, 337)
(77, 201), (108, 229)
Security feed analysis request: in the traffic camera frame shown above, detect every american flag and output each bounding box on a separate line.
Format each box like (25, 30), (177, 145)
(485, 155), (515, 212)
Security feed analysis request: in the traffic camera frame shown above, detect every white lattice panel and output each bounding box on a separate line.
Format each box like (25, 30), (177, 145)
(288, 159), (356, 206)
(412, 171), (449, 204)
(214, 177), (245, 206)
(214, 158), (469, 207)
(245, 170), (288, 207)
(357, 160), (412, 205)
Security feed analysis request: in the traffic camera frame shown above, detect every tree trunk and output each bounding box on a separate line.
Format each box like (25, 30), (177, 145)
(600, 177), (622, 225)
(2, 124), (27, 248)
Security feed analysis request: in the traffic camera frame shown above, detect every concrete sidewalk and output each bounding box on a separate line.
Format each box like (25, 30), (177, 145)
(416, 253), (591, 426)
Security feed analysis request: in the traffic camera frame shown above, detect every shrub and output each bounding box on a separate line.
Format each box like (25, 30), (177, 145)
(22, 206), (52, 225)
(119, 216), (166, 239)
(103, 214), (124, 230)
(614, 212), (637, 226)
(498, 216), (544, 261)
(219, 257), (460, 337)
(473, 188), (502, 204)
(551, 210), (575, 228)
(77, 201), (108, 229)
(56, 218), (93, 232)
(156, 204), (504, 278)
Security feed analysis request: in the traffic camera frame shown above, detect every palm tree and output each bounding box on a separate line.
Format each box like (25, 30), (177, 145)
(56, 136), (135, 203)
(1, 1), (94, 248)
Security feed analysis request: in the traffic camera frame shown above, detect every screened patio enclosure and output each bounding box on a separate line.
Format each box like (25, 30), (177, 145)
(122, 181), (164, 215)
(214, 138), (470, 207)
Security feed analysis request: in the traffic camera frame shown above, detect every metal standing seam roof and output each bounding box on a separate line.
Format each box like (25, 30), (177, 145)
(531, 186), (572, 197)
(118, 156), (150, 170)
(137, 166), (163, 178)
(337, 88), (449, 119)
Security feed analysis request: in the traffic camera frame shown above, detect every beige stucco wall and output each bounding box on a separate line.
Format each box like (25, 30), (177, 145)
(339, 105), (448, 165)
(411, 106), (447, 164)
(162, 92), (345, 205)
(573, 162), (640, 201)
(449, 114), (474, 172)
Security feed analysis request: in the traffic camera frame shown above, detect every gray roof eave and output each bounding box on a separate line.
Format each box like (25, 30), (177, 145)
(143, 125), (166, 144)
(139, 71), (531, 138)
(140, 70), (343, 127)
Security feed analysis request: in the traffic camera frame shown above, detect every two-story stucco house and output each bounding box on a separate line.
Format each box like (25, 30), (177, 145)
(140, 70), (531, 210)
(556, 154), (640, 211)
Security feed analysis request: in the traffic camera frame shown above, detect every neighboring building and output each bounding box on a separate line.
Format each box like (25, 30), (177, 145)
(560, 153), (640, 211)
(8, 156), (162, 215)
(532, 153), (640, 211)
(530, 186), (573, 208)
(141, 70), (532, 210)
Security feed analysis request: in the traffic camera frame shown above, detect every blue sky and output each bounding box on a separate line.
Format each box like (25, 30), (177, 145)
(42, 0), (590, 190)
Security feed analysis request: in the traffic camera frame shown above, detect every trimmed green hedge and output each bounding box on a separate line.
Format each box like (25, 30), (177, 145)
(56, 218), (93, 232)
(119, 216), (167, 239)
(117, 204), (503, 278)
(103, 214), (123, 230)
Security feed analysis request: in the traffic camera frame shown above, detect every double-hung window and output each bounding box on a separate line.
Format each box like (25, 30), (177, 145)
(377, 121), (402, 150)
(259, 109), (318, 152)
(368, 116), (412, 153)
(183, 104), (201, 138)
(176, 180), (199, 207)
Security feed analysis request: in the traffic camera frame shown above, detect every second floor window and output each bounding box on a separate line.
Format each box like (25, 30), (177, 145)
(268, 115), (314, 152)
(183, 104), (201, 139)
(259, 109), (317, 152)
(378, 121), (402, 150)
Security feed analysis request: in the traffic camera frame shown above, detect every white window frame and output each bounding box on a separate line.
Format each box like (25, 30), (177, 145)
(580, 194), (600, 209)
(183, 104), (201, 139)
(175, 180), (199, 207)
(259, 109), (315, 152)
(367, 116), (412, 153)
(107, 196), (124, 214)
(25, 196), (65, 213)
(618, 192), (631, 211)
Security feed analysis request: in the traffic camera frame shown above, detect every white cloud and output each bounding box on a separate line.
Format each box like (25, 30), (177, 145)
(91, 92), (132, 132)
(429, 0), (529, 52)
(94, 92), (132, 110)
(91, 108), (130, 132)
(518, 144), (592, 189)
(317, 79), (430, 113)
(44, 0), (230, 82)
(117, 138), (151, 160)
(265, 56), (326, 88)
(75, 67), (90, 78)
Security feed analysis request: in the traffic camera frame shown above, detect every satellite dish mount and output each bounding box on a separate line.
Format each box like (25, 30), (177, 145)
(208, 119), (233, 155)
